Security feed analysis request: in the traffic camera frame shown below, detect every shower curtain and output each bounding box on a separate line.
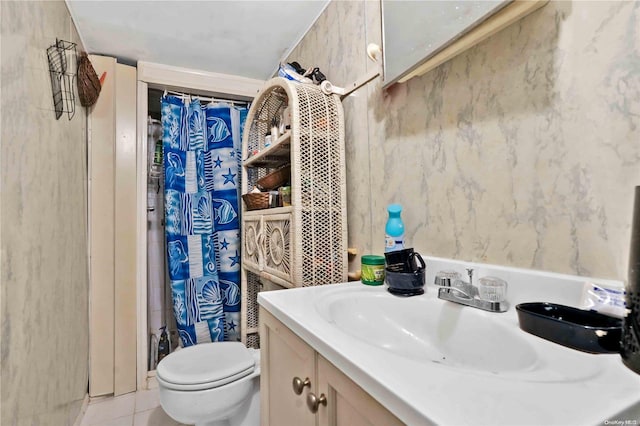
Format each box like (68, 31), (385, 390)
(162, 95), (246, 347)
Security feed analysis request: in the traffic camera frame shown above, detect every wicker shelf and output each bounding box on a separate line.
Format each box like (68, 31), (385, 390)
(240, 78), (347, 349)
(244, 131), (291, 168)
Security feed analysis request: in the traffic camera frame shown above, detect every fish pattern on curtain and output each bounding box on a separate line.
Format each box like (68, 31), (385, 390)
(162, 96), (246, 347)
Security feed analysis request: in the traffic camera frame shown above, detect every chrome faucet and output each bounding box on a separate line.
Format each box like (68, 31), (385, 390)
(433, 269), (508, 313)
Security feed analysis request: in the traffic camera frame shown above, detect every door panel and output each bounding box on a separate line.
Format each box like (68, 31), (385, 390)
(317, 355), (404, 426)
(260, 308), (315, 426)
(89, 55), (138, 396)
(89, 54), (117, 397)
(113, 62), (138, 395)
(262, 213), (292, 282)
(242, 216), (262, 274)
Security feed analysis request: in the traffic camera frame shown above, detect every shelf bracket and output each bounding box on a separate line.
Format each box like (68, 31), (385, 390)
(320, 67), (381, 99)
(318, 43), (382, 99)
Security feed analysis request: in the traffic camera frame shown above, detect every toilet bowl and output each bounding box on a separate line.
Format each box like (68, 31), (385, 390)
(157, 341), (260, 426)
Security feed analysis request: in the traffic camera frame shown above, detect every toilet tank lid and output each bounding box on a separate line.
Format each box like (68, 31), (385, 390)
(157, 342), (255, 386)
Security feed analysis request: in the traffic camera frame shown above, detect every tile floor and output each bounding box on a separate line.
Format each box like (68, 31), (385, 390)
(79, 388), (188, 426)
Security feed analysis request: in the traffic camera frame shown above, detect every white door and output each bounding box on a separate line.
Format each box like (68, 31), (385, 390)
(88, 55), (137, 396)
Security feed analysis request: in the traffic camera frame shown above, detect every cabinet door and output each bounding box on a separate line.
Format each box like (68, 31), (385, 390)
(260, 308), (316, 426)
(242, 216), (263, 274)
(262, 213), (293, 283)
(317, 355), (405, 426)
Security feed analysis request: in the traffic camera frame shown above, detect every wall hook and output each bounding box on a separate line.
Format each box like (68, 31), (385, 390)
(367, 43), (382, 62)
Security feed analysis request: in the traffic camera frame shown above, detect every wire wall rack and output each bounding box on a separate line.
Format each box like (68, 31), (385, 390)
(47, 39), (77, 120)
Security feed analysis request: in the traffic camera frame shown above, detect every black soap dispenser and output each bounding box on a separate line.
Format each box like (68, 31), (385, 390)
(622, 186), (640, 374)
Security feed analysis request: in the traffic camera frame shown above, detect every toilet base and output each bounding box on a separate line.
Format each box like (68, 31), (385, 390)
(158, 346), (261, 426)
(160, 372), (260, 426)
(194, 380), (259, 426)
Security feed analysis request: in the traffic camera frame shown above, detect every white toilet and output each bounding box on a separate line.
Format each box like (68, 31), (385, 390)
(156, 341), (260, 426)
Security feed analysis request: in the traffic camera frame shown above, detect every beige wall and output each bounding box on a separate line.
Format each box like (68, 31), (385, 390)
(1, 1), (89, 425)
(287, 0), (640, 281)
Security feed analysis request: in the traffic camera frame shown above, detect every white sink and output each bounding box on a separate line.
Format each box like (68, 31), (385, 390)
(315, 287), (599, 381)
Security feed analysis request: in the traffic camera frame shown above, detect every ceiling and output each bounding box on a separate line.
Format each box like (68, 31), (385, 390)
(66, 1), (329, 81)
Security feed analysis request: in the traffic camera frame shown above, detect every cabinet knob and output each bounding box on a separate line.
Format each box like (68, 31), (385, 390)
(292, 376), (311, 395)
(306, 392), (327, 413)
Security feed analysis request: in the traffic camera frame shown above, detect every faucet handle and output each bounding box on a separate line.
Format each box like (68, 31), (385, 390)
(434, 270), (474, 299)
(434, 270), (460, 287)
(478, 276), (508, 302)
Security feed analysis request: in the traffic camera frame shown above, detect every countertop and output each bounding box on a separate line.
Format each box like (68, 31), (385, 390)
(257, 257), (640, 426)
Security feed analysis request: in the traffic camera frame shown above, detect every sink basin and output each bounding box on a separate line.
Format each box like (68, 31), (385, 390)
(316, 289), (536, 374)
(315, 288), (600, 381)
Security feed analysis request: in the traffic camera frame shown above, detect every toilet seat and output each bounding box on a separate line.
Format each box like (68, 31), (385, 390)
(157, 342), (256, 391)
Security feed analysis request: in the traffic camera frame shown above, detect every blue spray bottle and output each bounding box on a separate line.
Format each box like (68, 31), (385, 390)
(385, 204), (405, 252)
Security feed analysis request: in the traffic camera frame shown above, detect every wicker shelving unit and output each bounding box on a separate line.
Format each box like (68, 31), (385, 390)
(240, 78), (348, 347)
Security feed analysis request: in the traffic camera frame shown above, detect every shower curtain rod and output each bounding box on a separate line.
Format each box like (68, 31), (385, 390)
(163, 89), (249, 107)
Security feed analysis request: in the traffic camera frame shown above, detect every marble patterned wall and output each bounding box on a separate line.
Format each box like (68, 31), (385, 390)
(1, 2), (89, 425)
(287, 0), (640, 281)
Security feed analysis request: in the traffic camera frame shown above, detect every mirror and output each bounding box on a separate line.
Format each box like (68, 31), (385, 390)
(382, 0), (510, 86)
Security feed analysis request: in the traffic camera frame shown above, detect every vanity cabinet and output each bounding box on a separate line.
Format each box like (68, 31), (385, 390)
(260, 308), (404, 426)
(240, 78), (348, 347)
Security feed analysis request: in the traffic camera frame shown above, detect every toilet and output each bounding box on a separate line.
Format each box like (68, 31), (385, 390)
(156, 341), (260, 426)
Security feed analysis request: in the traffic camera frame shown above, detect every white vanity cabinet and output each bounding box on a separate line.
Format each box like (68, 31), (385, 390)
(240, 78), (348, 347)
(260, 308), (404, 426)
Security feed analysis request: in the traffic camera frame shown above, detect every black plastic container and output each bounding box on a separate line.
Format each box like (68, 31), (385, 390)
(385, 268), (425, 297)
(516, 302), (622, 354)
(384, 248), (426, 274)
(384, 248), (414, 270)
(622, 186), (640, 373)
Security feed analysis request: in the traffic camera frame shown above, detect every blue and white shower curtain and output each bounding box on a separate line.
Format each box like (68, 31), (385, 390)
(162, 95), (247, 347)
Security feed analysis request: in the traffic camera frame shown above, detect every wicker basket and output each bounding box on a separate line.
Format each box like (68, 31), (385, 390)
(257, 165), (291, 190)
(77, 53), (101, 107)
(242, 192), (270, 211)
